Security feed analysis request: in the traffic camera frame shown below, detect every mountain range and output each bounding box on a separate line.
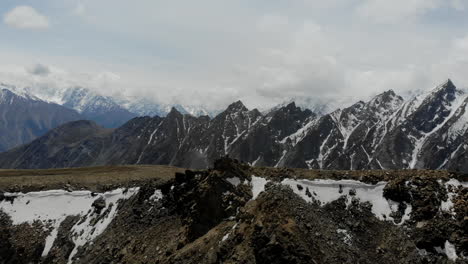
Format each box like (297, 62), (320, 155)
(0, 83), (219, 151)
(0, 85), (83, 152)
(0, 79), (467, 172)
(4, 83), (217, 126)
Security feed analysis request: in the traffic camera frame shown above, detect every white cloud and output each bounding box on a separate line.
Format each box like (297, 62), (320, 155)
(74, 2), (86, 16)
(3, 6), (50, 30)
(256, 15), (290, 33)
(356, 0), (441, 23)
(451, 0), (465, 10)
(348, 66), (431, 96)
(0, 1), (467, 111)
(251, 20), (344, 101)
(454, 35), (468, 53)
(27, 64), (51, 76)
(430, 35), (468, 89)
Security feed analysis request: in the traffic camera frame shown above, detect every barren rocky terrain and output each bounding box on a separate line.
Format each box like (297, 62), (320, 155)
(0, 158), (467, 263)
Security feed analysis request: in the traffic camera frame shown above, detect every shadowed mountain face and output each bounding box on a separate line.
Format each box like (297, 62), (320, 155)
(0, 88), (83, 152)
(1, 80), (468, 172)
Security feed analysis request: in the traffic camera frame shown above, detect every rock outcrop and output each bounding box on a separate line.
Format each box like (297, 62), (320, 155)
(0, 158), (466, 263)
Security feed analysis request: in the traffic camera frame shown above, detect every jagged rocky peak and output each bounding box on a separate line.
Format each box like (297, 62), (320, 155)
(225, 100), (248, 113)
(276, 101), (313, 115)
(369, 89), (403, 106)
(429, 79), (458, 101)
(282, 101), (298, 111)
(266, 101), (302, 117)
(437, 78), (456, 92)
(167, 106), (183, 117)
(349, 100), (366, 111)
(332, 100), (365, 122)
(409, 79), (463, 133)
(367, 90), (404, 116)
(286, 101), (296, 108)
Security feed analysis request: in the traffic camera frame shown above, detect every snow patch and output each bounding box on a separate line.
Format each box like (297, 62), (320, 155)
(149, 189), (163, 201)
(221, 233), (230, 242)
(250, 176), (269, 200)
(67, 188), (139, 264)
(435, 240), (459, 261)
(0, 188), (139, 260)
(440, 179), (467, 214)
(337, 229), (352, 246)
(444, 240), (458, 261)
(447, 98), (468, 141)
(220, 223), (238, 243)
(280, 118), (318, 146)
(399, 203), (413, 225)
(281, 179), (409, 223)
(226, 177), (241, 187)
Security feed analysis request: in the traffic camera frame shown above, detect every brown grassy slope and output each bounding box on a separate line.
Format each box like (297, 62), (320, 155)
(1, 162), (467, 193)
(0, 165), (185, 192)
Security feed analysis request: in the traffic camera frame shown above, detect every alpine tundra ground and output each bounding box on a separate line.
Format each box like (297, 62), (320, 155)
(0, 165), (184, 192)
(0, 159), (467, 263)
(0, 164), (465, 192)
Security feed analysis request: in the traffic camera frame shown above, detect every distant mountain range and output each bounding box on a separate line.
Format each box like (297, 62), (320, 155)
(0, 86), (82, 152)
(1, 79), (467, 172)
(0, 82), (219, 151)
(2, 83), (217, 126)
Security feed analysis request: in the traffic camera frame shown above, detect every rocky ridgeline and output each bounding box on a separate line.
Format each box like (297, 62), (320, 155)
(2, 80), (468, 174)
(0, 158), (467, 263)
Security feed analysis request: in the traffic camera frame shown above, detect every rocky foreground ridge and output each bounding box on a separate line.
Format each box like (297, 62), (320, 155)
(0, 158), (467, 263)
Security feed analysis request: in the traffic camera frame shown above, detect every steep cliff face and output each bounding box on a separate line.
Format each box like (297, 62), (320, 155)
(0, 159), (466, 264)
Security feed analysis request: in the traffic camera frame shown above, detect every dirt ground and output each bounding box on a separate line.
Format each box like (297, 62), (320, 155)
(0, 165), (185, 192)
(1, 163), (467, 193)
(0, 158), (467, 263)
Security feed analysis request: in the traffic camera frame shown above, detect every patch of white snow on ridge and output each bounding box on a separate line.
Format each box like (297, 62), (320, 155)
(435, 240), (459, 261)
(440, 179), (467, 214)
(444, 240), (458, 261)
(281, 179), (408, 223)
(280, 118), (318, 146)
(399, 203), (413, 225)
(227, 177), (241, 187)
(0, 188), (139, 259)
(149, 189), (163, 201)
(250, 176), (269, 200)
(447, 98), (468, 141)
(337, 229), (352, 246)
(67, 187), (139, 264)
(221, 233), (230, 242)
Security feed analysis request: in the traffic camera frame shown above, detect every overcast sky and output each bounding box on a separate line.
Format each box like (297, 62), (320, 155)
(1, 0), (468, 110)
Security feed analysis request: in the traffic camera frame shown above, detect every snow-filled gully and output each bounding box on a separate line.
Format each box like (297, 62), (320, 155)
(0, 188), (140, 263)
